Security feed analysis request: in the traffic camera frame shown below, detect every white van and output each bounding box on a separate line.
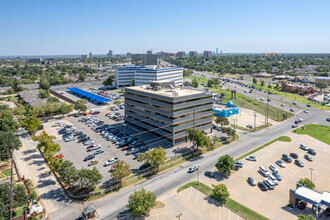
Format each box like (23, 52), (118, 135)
(259, 166), (270, 176)
(268, 175), (279, 185)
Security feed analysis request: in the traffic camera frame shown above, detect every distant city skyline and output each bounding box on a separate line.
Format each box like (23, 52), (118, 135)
(1, 0), (330, 56)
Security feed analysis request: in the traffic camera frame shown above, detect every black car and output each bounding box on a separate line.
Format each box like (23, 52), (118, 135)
(83, 154), (95, 161)
(78, 137), (89, 143)
(58, 129), (67, 135)
(74, 131), (83, 136)
(248, 177), (256, 186)
(139, 163), (151, 170)
(282, 154), (292, 163)
(307, 104), (311, 107)
(290, 153), (298, 159)
(294, 159), (304, 167)
(258, 182), (268, 191)
(324, 207), (330, 217)
(308, 148), (316, 155)
(204, 171), (215, 178)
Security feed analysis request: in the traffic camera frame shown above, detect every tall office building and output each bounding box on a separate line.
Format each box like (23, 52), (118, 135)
(131, 54), (158, 66)
(176, 51), (186, 58)
(81, 55), (88, 59)
(147, 50), (152, 54)
(126, 52), (132, 58)
(189, 51), (198, 57)
(216, 48), (218, 54)
(108, 50), (113, 58)
(125, 81), (212, 146)
(115, 66), (183, 88)
(203, 51), (212, 57)
(89, 52), (93, 58)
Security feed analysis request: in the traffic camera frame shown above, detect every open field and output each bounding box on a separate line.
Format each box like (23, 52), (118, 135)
(294, 124), (330, 145)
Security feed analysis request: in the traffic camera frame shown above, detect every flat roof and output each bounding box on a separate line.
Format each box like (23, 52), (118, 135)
(295, 186), (330, 206)
(117, 66), (182, 71)
(127, 85), (206, 98)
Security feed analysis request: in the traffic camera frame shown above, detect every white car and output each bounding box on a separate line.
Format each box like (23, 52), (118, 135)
(52, 122), (61, 127)
(276, 160), (286, 168)
(304, 110), (309, 113)
(259, 166), (270, 176)
(105, 157), (118, 166)
(188, 166), (199, 173)
(268, 175), (279, 185)
(299, 118), (304, 122)
(269, 164), (278, 172)
(246, 156), (257, 161)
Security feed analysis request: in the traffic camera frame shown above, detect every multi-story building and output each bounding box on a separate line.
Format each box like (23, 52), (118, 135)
(147, 50), (152, 54)
(176, 51), (186, 58)
(126, 52), (132, 58)
(115, 66), (183, 88)
(131, 54), (158, 66)
(160, 51), (175, 58)
(89, 52), (93, 58)
(189, 51), (198, 57)
(108, 50), (113, 58)
(81, 55), (88, 59)
(27, 58), (42, 63)
(203, 51), (212, 57)
(124, 81), (212, 146)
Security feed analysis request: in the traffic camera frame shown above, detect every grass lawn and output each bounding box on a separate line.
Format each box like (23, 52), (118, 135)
(294, 124), (330, 145)
(6, 96), (19, 102)
(249, 84), (330, 111)
(213, 89), (294, 121)
(2, 169), (11, 177)
(14, 203), (28, 217)
(235, 136), (291, 161)
(185, 76), (222, 89)
(177, 181), (268, 220)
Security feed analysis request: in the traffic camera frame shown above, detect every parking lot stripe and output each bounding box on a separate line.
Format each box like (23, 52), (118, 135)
(195, 191), (199, 205)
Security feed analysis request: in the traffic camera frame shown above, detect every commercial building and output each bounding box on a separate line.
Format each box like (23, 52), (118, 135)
(203, 51), (212, 57)
(81, 55), (88, 59)
(115, 66), (183, 88)
(160, 51), (175, 58)
(89, 52), (93, 58)
(131, 54), (158, 66)
(124, 81), (212, 146)
(189, 51), (198, 57)
(126, 53), (132, 58)
(108, 50), (113, 58)
(27, 58), (42, 63)
(176, 51), (186, 58)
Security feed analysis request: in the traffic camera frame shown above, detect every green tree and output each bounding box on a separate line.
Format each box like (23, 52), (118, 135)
(209, 136), (218, 150)
(211, 184), (230, 203)
(183, 81), (191, 87)
(215, 116), (229, 127)
(138, 147), (166, 171)
(76, 167), (102, 191)
(224, 127), (236, 139)
(113, 100), (121, 106)
(186, 128), (211, 151)
(253, 77), (257, 84)
(47, 97), (59, 103)
(126, 188), (156, 217)
(268, 84), (272, 89)
(130, 78), (135, 86)
(111, 160), (131, 183)
(58, 104), (72, 116)
(191, 78), (198, 88)
(0, 111), (19, 132)
(0, 131), (22, 161)
(261, 80), (265, 87)
(298, 178), (315, 189)
(78, 72), (86, 81)
(74, 99), (88, 113)
(103, 76), (114, 86)
(298, 214), (316, 220)
(183, 69), (192, 77)
(315, 81), (327, 92)
(58, 160), (78, 187)
(38, 89), (50, 99)
(215, 154), (235, 174)
(21, 115), (41, 134)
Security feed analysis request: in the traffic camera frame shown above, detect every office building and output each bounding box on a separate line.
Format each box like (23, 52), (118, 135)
(125, 81), (212, 146)
(160, 51), (175, 58)
(126, 53), (132, 58)
(27, 58), (42, 63)
(176, 51), (186, 58)
(108, 50), (113, 58)
(115, 66), (183, 88)
(203, 51), (212, 57)
(147, 50), (152, 54)
(131, 54), (158, 66)
(189, 51), (197, 57)
(89, 52), (93, 58)
(81, 55), (88, 59)
(216, 48), (218, 54)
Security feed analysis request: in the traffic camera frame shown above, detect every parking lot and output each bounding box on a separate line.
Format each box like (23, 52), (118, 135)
(43, 110), (191, 187)
(201, 132), (330, 220)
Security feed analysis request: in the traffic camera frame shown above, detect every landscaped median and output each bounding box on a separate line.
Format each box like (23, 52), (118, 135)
(235, 136), (292, 161)
(177, 181), (269, 220)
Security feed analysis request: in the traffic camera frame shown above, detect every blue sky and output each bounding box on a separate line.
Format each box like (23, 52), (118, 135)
(1, 0), (330, 55)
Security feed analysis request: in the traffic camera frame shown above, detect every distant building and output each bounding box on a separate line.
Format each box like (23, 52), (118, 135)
(203, 51), (212, 57)
(27, 58), (42, 63)
(313, 76), (330, 84)
(84, 63), (98, 68)
(281, 81), (317, 94)
(252, 72), (274, 78)
(176, 51), (186, 58)
(216, 48), (218, 54)
(189, 51), (197, 57)
(160, 51), (175, 58)
(131, 54), (158, 66)
(89, 52), (93, 58)
(124, 81), (212, 146)
(42, 58), (54, 65)
(126, 53), (132, 58)
(108, 50), (113, 58)
(147, 50), (152, 54)
(263, 53), (280, 57)
(115, 66), (183, 88)
(81, 55), (88, 59)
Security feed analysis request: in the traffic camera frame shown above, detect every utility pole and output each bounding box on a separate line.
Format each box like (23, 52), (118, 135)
(197, 167), (200, 185)
(9, 145), (14, 220)
(192, 106), (196, 155)
(254, 112), (257, 132)
(176, 214), (183, 220)
(266, 92), (270, 126)
(309, 168), (314, 183)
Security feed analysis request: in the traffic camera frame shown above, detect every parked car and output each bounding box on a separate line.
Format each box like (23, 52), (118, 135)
(234, 161), (244, 168)
(247, 177), (256, 186)
(52, 122), (62, 127)
(308, 148), (316, 155)
(188, 166), (199, 173)
(292, 124), (298, 128)
(246, 156), (257, 161)
(87, 145), (100, 152)
(294, 159), (304, 167)
(139, 163), (151, 170)
(259, 166), (270, 176)
(263, 178), (275, 190)
(297, 201), (307, 210)
(258, 182), (268, 191)
(92, 111), (100, 115)
(290, 153), (298, 159)
(268, 175), (279, 185)
(276, 160), (286, 168)
(94, 149), (104, 155)
(304, 110), (309, 113)
(204, 171), (215, 178)
(304, 154), (313, 162)
(300, 144), (308, 151)
(272, 171), (282, 181)
(324, 207), (330, 217)
(84, 154), (95, 161)
(269, 164), (278, 172)
(88, 160), (98, 166)
(104, 158), (118, 166)
(282, 154), (292, 163)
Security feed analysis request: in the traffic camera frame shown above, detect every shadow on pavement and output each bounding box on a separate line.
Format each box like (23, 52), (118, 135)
(37, 179), (56, 188)
(29, 159), (45, 166)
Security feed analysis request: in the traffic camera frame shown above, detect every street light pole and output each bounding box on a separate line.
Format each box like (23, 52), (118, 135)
(309, 168), (314, 183)
(9, 144), (14, 220)
(254, 112), (257, 132)
(197, 167), (200, 185)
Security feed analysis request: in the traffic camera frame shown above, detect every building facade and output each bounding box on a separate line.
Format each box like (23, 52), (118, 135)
(189, 51), (198, 57)
(115, 66), (183, 88)
(203, 51), (212, 57)
(124, 81), (212, 146)
(176, 51), (186, 58)
(108, 50), (113, 58)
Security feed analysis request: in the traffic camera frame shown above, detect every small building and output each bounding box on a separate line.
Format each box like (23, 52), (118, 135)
(176, 51), (186, 58)
(82, 206), (98, 220)
(203, 51), (212, 57)
(281, 81), (317, 95)
(189, 51), (198, 57)
(252, 72), (274, 78)
(212, 101), (239, 117)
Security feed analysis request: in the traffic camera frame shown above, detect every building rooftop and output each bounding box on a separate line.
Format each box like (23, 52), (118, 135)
(127, 84), (206, 98)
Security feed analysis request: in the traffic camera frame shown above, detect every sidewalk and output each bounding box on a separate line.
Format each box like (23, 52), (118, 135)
(14, 131), (82, 216)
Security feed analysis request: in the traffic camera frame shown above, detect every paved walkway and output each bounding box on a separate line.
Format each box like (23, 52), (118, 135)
(147, 187), (245, 220)
(14, 131), (82, 217)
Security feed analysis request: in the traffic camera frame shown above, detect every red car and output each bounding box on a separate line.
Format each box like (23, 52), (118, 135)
(106, 113), (110, 116)
(297, 201), (307, 210)
(92, 111), (100, 115)
(83, 112), (88, 116)
(121, 145), (133, 151)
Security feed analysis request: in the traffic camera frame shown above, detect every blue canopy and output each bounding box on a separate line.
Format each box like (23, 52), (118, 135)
(67, 87), (112, 103)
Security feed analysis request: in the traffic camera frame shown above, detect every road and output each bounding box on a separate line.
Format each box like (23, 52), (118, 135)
(50, 105), (329, 219)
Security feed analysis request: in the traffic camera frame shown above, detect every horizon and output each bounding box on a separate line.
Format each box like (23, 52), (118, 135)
(1, 0), (330, 56)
